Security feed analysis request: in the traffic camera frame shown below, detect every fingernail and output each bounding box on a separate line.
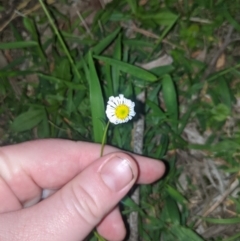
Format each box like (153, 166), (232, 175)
(100, 156), (134, 192)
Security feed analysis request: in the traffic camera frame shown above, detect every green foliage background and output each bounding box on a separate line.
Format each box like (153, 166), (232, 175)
(1, 0), (240, 240)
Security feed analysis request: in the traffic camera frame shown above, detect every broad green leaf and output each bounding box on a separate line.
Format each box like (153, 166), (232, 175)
(121, 196), (143, 213)
(94, 55), (158, 81)
(161, 197), (181, 224)
(0, 41), (38, 49)
(166, 185), (188, 204)
(23, 17), (38, 39)
(170, 224), (204, 241)
(162, 74), (178, 131)
(211, 103), (230, 122)
(87, 52), (105, 143)
(11, 108), (45, 132)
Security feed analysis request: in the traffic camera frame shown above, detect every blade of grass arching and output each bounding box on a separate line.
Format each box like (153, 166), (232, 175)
(87, 52), (105, 143)
(162, 74), (178, 132)
(94, 56), (157, 81)
(0, 41), (38, 49)
(39, 0), (82, 82)
(112, 33), (122, 94)
(207, 63), (240, 82)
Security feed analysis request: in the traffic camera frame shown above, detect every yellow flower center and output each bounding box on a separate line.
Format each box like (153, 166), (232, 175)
(115, 104), (130, 120)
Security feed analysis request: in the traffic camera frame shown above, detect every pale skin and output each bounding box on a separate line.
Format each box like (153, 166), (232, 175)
(0, 139), (165, 241)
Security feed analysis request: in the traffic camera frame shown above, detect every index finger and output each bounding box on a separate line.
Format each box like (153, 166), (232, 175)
(0, 139), (165, 207)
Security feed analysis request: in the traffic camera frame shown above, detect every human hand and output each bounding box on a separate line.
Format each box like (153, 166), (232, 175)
(0, 139), (165, 241)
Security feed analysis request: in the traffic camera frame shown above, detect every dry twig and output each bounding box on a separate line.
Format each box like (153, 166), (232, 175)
(194, 177), (239, 228)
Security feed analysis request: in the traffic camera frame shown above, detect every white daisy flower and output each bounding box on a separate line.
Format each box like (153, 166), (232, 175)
(106, 94), (136, 124)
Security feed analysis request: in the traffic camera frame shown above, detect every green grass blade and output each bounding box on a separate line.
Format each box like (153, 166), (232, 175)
(146, 99), (166, 119)
(94, 55), (158, 81)
(103, 64), (114, 97)
(166, 185), (188, 204)
(224, 9), (240, 32)
(112, 33), (122, 94)
(223, 232), (240, 241)
(38, 73), (86, 90)
(217, 77), (232, 108)
(87, 52), (105, 143)
(203, 217), (240, 224)
(0, 41), (38, 49)
(170, 224), (204, 241)
(39, 0), (82, 81)
(127, 0), (137, 14)
(92, 27), (121, 55)
(161, 197), (181, 223)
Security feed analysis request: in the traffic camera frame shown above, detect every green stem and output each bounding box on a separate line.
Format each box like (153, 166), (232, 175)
(100, 121), (110, 157)
(39, 0), (82, 81)
(94, 231), (106, 241)
(93, 121), (110, 241)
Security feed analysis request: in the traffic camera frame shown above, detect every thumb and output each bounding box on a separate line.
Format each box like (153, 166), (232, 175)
(0, 152), (138, 241)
